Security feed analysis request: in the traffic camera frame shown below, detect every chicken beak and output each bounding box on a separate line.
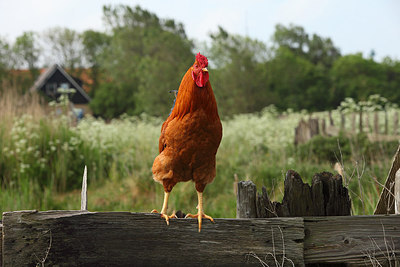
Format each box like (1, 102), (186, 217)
(202, 67), (208, 72)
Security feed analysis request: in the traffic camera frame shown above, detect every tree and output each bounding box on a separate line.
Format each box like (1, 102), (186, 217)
(266, 47), (323, 111)
(330, 54), (386, 106)
(12, 31), (42, 90)
(0, 37), (14, 87)
(273, 24), (340, 68)
(13, 31), (41, 71)
(81, 30), (111, 96)
(43, 27), (84, 76)
(208, 27), (269, 115)
(90, 5), (193, 118)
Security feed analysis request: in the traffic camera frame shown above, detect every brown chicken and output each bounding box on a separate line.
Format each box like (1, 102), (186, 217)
(152, 53), (222, 232)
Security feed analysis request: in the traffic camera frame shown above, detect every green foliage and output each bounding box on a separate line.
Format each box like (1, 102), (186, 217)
(297, 132), (399, 164)
(2, 108), (398, 217)
(92, 5), (193, 118)
(208, 27), (270, 114)
(81, 30), (111, 96)
(13, 31), (41, 71)
(43, 27), (84, 76)
(1, 6), (400, 117)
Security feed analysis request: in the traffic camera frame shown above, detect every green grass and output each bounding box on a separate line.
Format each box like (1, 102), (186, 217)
(1, 108), (399, 219)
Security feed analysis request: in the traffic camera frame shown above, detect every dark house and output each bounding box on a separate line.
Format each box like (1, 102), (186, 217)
(30, 64), (91, 105)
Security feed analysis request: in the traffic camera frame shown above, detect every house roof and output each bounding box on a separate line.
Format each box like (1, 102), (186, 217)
(30, 64), (91, 102)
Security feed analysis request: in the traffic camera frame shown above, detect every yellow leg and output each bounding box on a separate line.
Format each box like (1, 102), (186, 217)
(185, 191), (214, 232)
(151, 192), (176, 225)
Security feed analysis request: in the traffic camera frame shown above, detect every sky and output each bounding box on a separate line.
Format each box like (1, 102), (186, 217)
(1, 0), (399, 61)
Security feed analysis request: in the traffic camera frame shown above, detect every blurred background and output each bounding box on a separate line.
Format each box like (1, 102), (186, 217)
(0, 1), (399, 218)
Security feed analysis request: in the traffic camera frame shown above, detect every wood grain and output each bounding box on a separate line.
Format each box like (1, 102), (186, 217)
(2, 211), (304, 267)
(238, 171), (351, 218)
(375, 144), (400, 214)
(0, 222), (2, 267)
(304, 215), (400, 266)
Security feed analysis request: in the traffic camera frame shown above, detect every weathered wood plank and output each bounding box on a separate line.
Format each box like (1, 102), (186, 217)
(241, 171), (351, 218)
(2, 211), (304, 267)
(304, 215), (400, 266)
(375, 144), (400, 214)
(236, 181), (258, 218)
(396, 169), (400, 214)
(1, 222), (2, 267)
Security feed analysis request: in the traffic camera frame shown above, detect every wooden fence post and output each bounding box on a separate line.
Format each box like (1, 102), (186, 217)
(394, 111), (399, 136)
(374, 112), (379, 135)
(375, 144), (400, 214)
(351, 113), (356, 132)
(308, 118), (319, 137)
(328, 110), (334, 126)
(395, 169), (400, 214)
(340, 112), (345, 130)
(81, 165), (88, 211)
(237, 170), (351, 218)
(365, 113), (371, 133)
(0, 221), (2, 267)
(321, 118), (327, 136)
(236, 181), (257, 218)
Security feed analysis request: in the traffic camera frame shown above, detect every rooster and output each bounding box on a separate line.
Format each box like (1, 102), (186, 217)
(152, 53), (222, 232)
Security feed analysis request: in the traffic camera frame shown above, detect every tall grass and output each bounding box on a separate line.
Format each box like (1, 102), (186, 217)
(1, 89), (399, 218)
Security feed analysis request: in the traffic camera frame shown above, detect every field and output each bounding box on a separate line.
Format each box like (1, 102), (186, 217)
(1, 90), (399, 219)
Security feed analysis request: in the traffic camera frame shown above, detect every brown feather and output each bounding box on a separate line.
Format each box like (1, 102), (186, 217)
(152, 66), (222, 193)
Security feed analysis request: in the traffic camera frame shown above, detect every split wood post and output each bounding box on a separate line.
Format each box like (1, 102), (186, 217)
(375, 144), (400, 214)
(359, 108), (363, 133)
(351, 113), (356, 132)
(374, 112), (379, 135)
(321, 118), (327, 136)
(237, 171), (351, 267)
(385, 110), (389, 135)
(236, 181), (257, 218)
(340, 112), (345, 130)
(0, 221), (2, 267)
(237, 170), (351, 218)
(308, 118), (319, 137)
(395, 169), (400, 214)
(394, 111), (399, 136)
(365, 113), (371, 133)
(81, 165), (88, 211)
(294, 119), (311, 145)
(328, 110), (334, 126)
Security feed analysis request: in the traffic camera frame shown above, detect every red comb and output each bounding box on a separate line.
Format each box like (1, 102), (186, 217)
(196, 52), (208, 68)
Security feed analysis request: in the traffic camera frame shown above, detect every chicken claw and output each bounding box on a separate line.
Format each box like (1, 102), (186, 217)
(185, 191), (214, 232)
(151, 192), (177, 225)
(151, 209), (177, 225)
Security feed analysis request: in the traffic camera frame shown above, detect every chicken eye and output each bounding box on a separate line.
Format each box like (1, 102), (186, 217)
(164, 144), (167, 149)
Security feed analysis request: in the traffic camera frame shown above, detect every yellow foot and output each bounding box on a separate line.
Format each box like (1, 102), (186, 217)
(151, 209), (177, 225)
(185, 212), (214, 232)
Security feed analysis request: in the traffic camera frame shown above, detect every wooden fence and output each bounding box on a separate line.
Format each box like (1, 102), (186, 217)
(2, 170), (400, 266)
(2, 210), (400, 266)
(294, 110), (400, 145)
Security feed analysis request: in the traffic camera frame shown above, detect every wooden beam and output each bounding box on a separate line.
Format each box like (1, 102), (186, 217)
(0, 222), (2, 267)
(304, 215), (400, 266)
(395, 169), (400, 214)
(2, 211), (304, 266)
(375, 144), (400, 214)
